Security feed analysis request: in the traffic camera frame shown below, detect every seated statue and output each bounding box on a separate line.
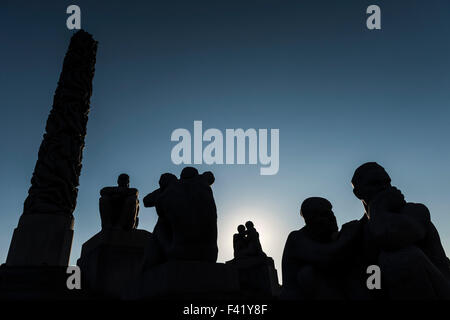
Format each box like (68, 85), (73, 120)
(352, 162), (450, 299)
(281, 197), (362, 299)
(99, 173), (139, 230)
(143, 167), (218, 263)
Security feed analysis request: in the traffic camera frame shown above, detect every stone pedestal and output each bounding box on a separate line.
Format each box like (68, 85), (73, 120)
(132, 261), (240, 299)
(77, 228), (152, 298)
(6, 214), (74, 266)
(0, 266), (90, 300)
(226, 256), (280, 298)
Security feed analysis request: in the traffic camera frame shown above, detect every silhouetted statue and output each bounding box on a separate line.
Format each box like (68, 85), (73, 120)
(244, 221), (267, 257)
(99, 174), (139, 230)
(143, 167), (218, 263)
(281, 197), (362, 299)
(232, 222), (267, 259)
(233, 225), (248, 259)
(142, 172), (177, 262)
(352, 162), (450, 299)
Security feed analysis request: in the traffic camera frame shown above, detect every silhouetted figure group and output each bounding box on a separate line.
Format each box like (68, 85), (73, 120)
(98, 162), (450, 300)
(233, 221), (267, 259)
(352, 163), (450, 299)
(143, 167), (218, 265)
(282, 162), (450, 300)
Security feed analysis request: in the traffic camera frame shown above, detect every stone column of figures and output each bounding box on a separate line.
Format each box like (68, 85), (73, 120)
(6, 30), (98, 266)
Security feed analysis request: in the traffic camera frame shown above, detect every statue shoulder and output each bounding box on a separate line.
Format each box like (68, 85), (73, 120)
(403, 202), (431, 221)
(127, 187), (139, 196)
(100, 186), (116, 196)
(100, 186), (138, 197)
(286, 229), (304, 243)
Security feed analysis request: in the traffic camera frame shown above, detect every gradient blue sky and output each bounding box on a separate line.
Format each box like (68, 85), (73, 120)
(1, 1), (450, 280)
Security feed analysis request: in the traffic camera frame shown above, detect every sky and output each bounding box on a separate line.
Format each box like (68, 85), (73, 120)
(1, 0), (450, 281)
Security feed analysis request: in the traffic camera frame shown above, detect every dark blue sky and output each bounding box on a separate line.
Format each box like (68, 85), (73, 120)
(1, 1), (450, 276)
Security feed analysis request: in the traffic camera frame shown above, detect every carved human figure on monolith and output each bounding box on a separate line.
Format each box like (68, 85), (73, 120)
(352, 162), (450, 299)
(99, 174), (139, 230)
(143, 167), (218, 263)
(281, 197), (362, 299)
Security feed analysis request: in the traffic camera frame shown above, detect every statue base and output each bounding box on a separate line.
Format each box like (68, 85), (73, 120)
(128, 261), (240, 299)
(77, 228), (152, 298)
(6, 214), (74, 266)
(226, 256), (281, 297)
(0, 265), (91, 300)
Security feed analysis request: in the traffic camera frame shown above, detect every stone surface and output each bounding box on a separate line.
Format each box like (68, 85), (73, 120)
(133, 260), (240, 299)
(6, 214), (74, 266)
(77, 228), (152, 298)
(0, 266), (90, 300)
(226, 256), (280, 298)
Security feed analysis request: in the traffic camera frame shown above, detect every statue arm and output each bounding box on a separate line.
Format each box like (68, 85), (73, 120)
(143, 188), (162, 208)
(285, 228), (359, 269)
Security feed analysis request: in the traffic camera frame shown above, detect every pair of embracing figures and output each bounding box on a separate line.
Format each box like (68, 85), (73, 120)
(281, 162), (450, 300)
(142, 167), (218, 266)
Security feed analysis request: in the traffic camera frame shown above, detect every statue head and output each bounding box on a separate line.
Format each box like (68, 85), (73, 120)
(351, 162), (391, 207)
(117, 173), (130, 188)
(245, 221), (255, 230)
(202, 171), (215, 186)
(237, 224), (246, 234)
(300, 197), (338, 240)
(159, 173), (178, 189)
(180, 167), (199, 179)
